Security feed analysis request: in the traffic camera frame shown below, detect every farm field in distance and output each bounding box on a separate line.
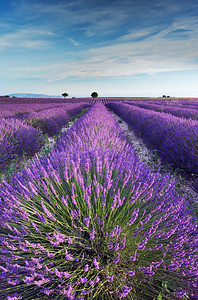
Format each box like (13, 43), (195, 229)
(0, 96), (197, 300)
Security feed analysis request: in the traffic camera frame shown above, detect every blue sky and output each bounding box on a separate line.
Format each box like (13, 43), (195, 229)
(1, 0), (198, 97)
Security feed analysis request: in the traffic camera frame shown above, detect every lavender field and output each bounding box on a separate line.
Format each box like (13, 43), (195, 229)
(0, 97), (197, 300)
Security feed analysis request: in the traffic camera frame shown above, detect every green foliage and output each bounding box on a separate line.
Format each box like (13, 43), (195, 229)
(62, 92), (69, 97)
(91, 92), (98, 98)
(157, 293), (162, 300)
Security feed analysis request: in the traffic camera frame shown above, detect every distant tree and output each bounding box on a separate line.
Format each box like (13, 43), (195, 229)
(167, 95), (170, 98)
(4, 95), (10, 98)
(162, 95), (166, 98)
(91, 92), (98, 98)
(62, 93), (69, 97)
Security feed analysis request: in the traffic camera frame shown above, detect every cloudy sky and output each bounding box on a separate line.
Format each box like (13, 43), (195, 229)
(1, 0), (198, 97)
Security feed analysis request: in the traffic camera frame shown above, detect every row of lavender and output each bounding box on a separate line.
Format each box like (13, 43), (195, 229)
(0, 103), (197, 299)
(0, 103), (89, 171)
(106, 102), (198, 176)
(125, 98), (198, 109)
(126, 101), (198, 120)
(0, 118), (45, 171)
(0, 103), (69, 119)
(0, 102), (88, 120)
(25, 103), (90, 136)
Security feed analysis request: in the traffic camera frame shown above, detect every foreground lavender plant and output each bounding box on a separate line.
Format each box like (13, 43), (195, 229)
(0, 103), (197, 299)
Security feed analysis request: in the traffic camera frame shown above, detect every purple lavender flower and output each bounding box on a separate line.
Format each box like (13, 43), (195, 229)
(7, 293), (22, 300)
(109, 242), (113, 249)
(89, 280), (94, 286)
(7, 279), (20, 285)
(126, 270), (135, 276)
(114, 243), (119, 251)
(95, 276), (100, 283)
(68, 237), (73, 244)
(80, 277), (88, 284)
(65, 249), (73, 261)
(130, 250), (137, 262)
(35, 212), (46, 223)
(93, 257), (99, 270)
(83, 215), (91, 228)
(90, 228), (95, 240)
(114, 252), (120, 264)
(118, 286), (132, 299)
(84, 264), (89, 272)
(120, 237), (126, 250)
(70, 210), (79, 220)
(62, 195), (68, 206)
(138, 237), (148, 250)
(127, 208), (139, 226)
(106, 275), (114, 282)
(41, 199), (56, 221)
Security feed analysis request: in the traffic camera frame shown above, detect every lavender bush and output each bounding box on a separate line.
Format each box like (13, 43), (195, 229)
(0, 103), (197, 299)
(126, 102), (198, 120)
(0, 103), (59, 119)
(106, 102), (198, 175)
(27, 104), (90, 136)
(0, 117), (45, 170)
(0, 103), (90, 121)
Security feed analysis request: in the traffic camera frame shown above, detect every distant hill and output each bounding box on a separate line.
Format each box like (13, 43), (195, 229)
(8, 93), (62, 98)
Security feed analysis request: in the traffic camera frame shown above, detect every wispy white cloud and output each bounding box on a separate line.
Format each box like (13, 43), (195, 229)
(120, 16), (198, 42)
(20, 39), (50, 48)
(0, 28), (55, 50)
(120, 29), (154, 41)
(67, 37), (79, 46)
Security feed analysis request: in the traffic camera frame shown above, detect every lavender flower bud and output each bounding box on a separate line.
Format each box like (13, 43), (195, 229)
(84, 264), (89, 272)
(130, 250), (137, 261)
(126, 270), (135, 276)
(109, 242), (113, 249)
(95, 276), (100, 283)
(41, 200), (56, 221)
(68, 237), (73, 244)
(114, 243), (119, 251)
(114, 252), (120, 264)
(65, 249), (73, 261)
(90, 228), (95, 240)
(62, 195), (68, 206)
(83, 215), (91, 228)
(89, 280), (94, 286)
(80, 277), (88, 284)
(93, 257), (99, 270)
(118, 286), (132, 298)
